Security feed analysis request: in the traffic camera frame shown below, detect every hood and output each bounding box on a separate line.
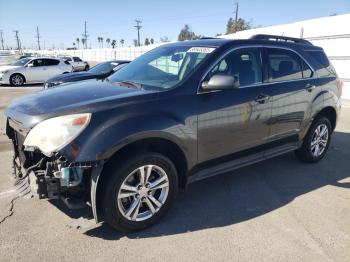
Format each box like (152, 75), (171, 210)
(0, 65), (21, 72)
(5, 79), (156, 128)
(47, 71), (99, 83)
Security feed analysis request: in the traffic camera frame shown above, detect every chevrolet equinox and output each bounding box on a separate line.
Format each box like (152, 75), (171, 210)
(5, 35), (342, 231)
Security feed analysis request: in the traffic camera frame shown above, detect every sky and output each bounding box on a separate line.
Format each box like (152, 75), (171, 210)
(0, 0), (349, 49)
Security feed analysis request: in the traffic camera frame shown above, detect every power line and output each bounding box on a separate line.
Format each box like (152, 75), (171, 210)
(134, 19), (142, 47)
(35, 26), (41, 50)
(0, 30), (4, 50)
(13, 30), (21, 50)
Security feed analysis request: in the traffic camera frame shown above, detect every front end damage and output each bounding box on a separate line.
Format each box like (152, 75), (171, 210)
(6, 118), (103, 222)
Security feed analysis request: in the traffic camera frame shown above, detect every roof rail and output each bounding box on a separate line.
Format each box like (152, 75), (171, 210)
(250, 34), (313, 45)
(199, 37), (218, 40)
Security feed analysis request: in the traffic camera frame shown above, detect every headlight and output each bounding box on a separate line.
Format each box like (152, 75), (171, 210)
(24, 113), (91, 155)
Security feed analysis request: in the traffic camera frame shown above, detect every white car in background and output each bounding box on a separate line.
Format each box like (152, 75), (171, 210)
(0, 57), (73, 86)
(61, 56), (90, 72)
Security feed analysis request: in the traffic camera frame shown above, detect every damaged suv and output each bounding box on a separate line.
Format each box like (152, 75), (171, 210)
(5, 35), (342, 231)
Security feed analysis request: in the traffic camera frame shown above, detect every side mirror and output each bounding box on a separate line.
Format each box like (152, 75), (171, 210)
(27, 63), (33, 67)
(201, 75), (239, 91)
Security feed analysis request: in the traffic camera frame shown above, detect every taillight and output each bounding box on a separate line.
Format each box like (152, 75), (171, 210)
(336, 78), (344, 96)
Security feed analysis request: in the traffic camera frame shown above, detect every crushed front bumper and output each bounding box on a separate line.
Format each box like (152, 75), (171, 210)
(6, 118), (104, 221)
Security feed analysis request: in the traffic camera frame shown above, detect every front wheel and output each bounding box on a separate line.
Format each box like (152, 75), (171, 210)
(295, 117), (332, 163)
(102, 152), (178, 232)
(10, 74), (25, 86)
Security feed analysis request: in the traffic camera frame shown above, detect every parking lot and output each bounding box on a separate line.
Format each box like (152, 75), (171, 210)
(0, 86), (349, 262)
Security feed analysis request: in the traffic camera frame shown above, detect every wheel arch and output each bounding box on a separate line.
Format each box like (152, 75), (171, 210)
(316, 106), (337, 131)
(10, 72), (26, 84)
(94, 137), (189, 222)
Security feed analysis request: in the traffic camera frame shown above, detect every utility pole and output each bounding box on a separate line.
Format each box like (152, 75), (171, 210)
(234, 2), (239, 24)
(35, 26), (41, 50)
(134, 19), (142, 47)
(82, 21), (89, 49)
(13, 30), (21, 50)
(0, 30), (4, 50)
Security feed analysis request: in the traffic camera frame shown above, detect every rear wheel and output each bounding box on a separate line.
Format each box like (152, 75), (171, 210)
(10, 74), (25, 86)
(102, 152), (178, 232)
(295, 117), (332, 163)
(84, 65), (90, 71)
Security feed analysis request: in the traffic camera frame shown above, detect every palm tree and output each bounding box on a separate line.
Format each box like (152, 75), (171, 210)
(100, 37), (104, 48)
(81, 38), (86, 49)
(120, 39), (125, 47)
(76, 38), (80, 49)
(106, 38), (111, 48)
(111, 40), (116, 49)
(97, 37), (102, 48)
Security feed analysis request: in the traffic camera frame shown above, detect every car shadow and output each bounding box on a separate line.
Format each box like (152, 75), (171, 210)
(67, 131), (349, 240)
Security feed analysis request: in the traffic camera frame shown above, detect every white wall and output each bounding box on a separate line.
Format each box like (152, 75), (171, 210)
(29, 43), (165, 63)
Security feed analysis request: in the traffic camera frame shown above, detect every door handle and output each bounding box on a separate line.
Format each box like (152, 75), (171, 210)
(254, 94), (270, 104)
(305, 84), (316, 92)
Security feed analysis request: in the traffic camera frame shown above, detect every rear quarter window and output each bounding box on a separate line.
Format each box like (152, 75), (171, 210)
(306, 50), (336, 77)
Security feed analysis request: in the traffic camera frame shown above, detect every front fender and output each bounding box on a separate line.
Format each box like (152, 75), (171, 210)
(59, 110), (197, 170)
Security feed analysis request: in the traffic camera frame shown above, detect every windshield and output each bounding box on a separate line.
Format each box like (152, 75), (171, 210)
(89, 62), (116, 74)
(108, 45), (215, 90)
(12, 58), (31, 66)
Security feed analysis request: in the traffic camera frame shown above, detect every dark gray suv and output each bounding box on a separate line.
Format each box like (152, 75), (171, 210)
(5, 35), (342, 231)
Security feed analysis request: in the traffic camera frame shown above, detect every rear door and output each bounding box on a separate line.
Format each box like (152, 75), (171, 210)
(263, 47), (316, 141)
(44, 59), (62, 78)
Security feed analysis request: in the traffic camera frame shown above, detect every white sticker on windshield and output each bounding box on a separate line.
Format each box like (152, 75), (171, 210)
(187, 47), (215, 53)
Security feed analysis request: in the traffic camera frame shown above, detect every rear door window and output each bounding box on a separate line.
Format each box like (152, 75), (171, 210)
(267, 48), (303, 82)
(73, 57), (82, 62)
(44, 59), (60, 66)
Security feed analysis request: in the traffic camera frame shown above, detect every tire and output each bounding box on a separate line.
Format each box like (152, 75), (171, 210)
(102, 152), (178, 232)
(295, 117), (332, 163)
(10, 74), (25, 87)
(84, 65), (90, 71)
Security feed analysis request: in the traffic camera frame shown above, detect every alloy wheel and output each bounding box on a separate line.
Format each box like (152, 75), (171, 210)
(117, 165), (169, 222)
(311, 124), (329, 157)
(12, 75), (24, 86)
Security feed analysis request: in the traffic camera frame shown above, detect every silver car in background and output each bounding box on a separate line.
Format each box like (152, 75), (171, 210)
(61, 56), (90, 72)
(0, 57), (73, 86)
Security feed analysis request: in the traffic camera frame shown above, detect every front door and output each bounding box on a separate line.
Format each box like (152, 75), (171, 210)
(197, 47), (272, 163)
(26, 59), (48, 82)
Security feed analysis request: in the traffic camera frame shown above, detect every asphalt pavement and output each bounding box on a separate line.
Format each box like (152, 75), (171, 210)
(0, 86), (349, 262)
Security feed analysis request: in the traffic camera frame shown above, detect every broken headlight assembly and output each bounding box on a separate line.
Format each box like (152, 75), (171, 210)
(23, 113), (91, 156)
